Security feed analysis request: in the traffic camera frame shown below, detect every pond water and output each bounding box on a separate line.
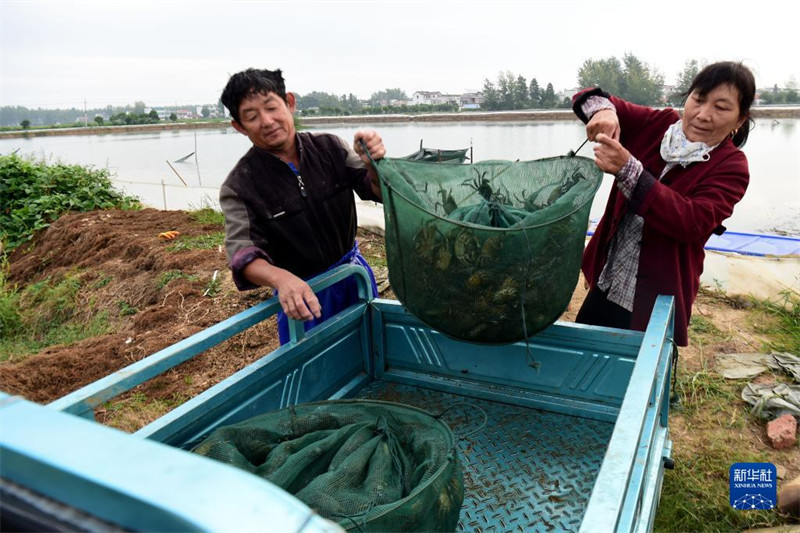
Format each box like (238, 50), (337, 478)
(2, 119), (798, 235)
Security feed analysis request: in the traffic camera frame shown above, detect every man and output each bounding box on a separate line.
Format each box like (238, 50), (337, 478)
(219, 68), (386, 344)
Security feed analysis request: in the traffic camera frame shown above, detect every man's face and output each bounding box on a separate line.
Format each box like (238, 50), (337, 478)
(232, 91), (296, 153)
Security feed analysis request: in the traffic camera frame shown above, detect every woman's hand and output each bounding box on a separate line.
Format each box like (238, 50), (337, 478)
(586, 109), (620, 142)
(593, 133), (631, 175)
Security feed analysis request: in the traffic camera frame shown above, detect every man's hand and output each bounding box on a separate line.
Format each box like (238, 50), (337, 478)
(593, 133), (631, 175)
(354, 129), (385, 199)
(353, 130), (386, 163)
(243, 259), (322, 321)
(586, 109), (620, 142)
(271, 269), (322, 321)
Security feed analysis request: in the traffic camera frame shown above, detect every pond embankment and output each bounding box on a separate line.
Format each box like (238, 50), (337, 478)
(2, 107), (798, 139)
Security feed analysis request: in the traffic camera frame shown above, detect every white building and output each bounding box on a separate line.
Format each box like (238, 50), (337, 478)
(412, 91), (459, 106)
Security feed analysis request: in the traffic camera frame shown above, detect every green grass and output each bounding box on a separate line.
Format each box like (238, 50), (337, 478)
(101, 390), (190, 433)
(652, 295), (799, 533)
(753, 290), (800, 354)
(674, 364), (739, 417)
(91, 272), (113, 289)
(166, 232), (224, 251)
(689, 313), (723, 336)
(656, 442), (779, 532)
(188, 205), (225, 227)
(654, 363), (787, 532)
(0, 270), (111, 362)
(117, 300), (138, 316)
(363, 254), (387, 268)
(156, 269), (198, 289)
(203, 271), (221, 297)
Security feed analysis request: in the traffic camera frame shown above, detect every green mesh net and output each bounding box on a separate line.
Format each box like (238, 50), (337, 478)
(192, 400), (464, 532)
(375, 156), (603, 344)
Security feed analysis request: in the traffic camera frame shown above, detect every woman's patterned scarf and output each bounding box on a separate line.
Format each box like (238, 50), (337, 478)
(660, 120), (717, 167)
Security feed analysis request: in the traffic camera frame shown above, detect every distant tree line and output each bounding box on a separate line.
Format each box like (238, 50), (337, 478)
(1, 105), (91, 128)
(577, 54), (665, 106)
(2, 55), (798, 127)
(760, 83), (800, 105)
(481, 73), (566, 111)
(107, 109), (160, 126)
(0, 100), (200, 129)
(0, 101), (165, 129)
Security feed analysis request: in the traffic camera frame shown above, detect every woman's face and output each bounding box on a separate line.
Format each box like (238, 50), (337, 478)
(682, 84), (745, 146)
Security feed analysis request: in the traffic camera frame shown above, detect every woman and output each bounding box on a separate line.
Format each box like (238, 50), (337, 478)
(572, 61), (756, 346)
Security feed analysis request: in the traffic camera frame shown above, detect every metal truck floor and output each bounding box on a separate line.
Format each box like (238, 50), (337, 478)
(355, 380), (615, 533)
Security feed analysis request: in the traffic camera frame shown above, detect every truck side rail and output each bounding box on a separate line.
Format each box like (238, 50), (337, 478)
(0, 393), (342, 533)
(579, 294), (675, 533)
(48, 265), (374, 419)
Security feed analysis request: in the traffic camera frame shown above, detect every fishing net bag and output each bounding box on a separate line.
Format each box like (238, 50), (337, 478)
(375, 156), (603, 343)
(192, 400), (464, 532)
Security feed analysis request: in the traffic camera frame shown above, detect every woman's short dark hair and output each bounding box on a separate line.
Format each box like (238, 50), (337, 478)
(221, 68), (287, 124)
(685, 61), (756, 147)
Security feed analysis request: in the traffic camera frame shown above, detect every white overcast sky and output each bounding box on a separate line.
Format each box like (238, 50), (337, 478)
(1, 0), (798, 109)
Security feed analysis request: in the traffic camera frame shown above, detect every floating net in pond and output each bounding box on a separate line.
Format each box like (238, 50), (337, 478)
(375, 156), (603, 344)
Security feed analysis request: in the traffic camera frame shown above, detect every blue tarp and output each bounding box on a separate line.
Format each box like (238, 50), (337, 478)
(587, 221), (800, 257)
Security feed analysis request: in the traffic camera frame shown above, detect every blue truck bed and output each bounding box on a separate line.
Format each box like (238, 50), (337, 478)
(1, 265), (675, 532)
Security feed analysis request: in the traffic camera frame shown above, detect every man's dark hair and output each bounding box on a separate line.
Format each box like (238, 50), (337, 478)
(220, 68), (287, 124)
(684, 61), (756, 147)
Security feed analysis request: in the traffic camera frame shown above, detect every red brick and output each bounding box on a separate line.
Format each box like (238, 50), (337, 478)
(766, 414), (797, 450)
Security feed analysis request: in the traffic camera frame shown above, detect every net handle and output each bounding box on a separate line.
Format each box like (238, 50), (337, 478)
(567, 137), (589, 157)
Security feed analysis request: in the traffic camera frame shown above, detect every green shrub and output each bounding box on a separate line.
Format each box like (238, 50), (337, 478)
(0, 154), (140, 254)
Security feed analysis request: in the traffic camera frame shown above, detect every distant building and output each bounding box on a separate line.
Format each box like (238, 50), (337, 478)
(459, 92), (483, 109)
(412, 91), (459, 106)
(556, 88), (580, 103)
(195, 105), (223, 118)
(150, 108), (171, 120)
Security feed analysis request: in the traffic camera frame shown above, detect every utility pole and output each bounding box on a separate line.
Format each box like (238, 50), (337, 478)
(84, 99), (88, 127)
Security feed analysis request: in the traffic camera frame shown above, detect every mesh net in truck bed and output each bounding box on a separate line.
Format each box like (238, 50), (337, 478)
(375, 156), (603, 343)
(192, 400), (464, 532)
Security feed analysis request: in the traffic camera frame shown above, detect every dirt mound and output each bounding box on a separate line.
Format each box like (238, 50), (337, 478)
(1, 208), (390, 429)
(1, 208), (279, 409)
(8, 209), (211, 284)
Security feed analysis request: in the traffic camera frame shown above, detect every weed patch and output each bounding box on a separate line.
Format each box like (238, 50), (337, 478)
(167, 232), (224, 251)
(0, 271), (111, 362)
(656, 441), (780, 532)
(752, 290), (800, 354)
(189, 206), (225, 227)
(117, 300), (138, 316)
(101, 390), (190, 433)
(156, 269), (198, 289)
